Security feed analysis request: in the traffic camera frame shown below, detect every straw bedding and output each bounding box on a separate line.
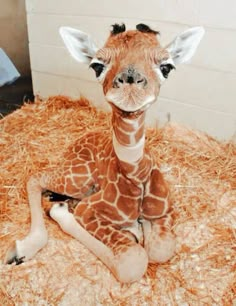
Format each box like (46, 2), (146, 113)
(0, 96), (235, 305)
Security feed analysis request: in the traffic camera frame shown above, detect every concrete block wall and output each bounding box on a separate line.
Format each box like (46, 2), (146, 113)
(25, 0), (236, 140)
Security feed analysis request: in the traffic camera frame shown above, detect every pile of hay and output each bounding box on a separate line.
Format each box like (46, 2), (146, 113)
(0, 96), (235, 305)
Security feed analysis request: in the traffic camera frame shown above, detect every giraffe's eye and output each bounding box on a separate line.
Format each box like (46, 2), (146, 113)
(160, 63), (175, 78)
(89, 62), (105, 78)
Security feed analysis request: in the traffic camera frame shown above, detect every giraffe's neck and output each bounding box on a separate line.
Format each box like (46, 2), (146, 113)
(112, 108), (146, 165)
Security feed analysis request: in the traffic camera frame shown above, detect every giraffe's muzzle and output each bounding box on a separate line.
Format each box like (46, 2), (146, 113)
(113, 67), (147, 88)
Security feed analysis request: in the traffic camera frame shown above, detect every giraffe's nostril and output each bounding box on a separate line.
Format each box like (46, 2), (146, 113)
(137, 78), (144, 84)
(136, 76), (147, 87)
(118, 78), (124, 84)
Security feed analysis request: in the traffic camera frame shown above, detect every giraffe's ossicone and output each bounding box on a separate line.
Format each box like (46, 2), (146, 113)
(5, 23), (205, 283)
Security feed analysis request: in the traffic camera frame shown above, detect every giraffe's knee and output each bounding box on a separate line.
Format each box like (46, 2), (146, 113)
(145, 232), (176, 263)
(113, 244), (148, 283)
(27, 175), (42, 193)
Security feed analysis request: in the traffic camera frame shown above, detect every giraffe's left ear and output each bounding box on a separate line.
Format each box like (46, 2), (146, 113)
(166, 27), (205, 65)
(59, 27), (98, 64)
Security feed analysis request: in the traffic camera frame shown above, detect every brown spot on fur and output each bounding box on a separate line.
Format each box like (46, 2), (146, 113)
(118, 161), (136, 175)
(74, 203), (87, 216)
(149, 169), (168, 197)
(117, 195), (139, 217)
(95, 226), (113, 240)
(82, 208), (96, 224)
(107, 158), (119, 182)
(85, 220), (98, 232)
(94, 202), (124, 221)
(142, 196), (165, 219)
(118, 176), (141, 197)
(78, 148), (94, 160)
(135, 124), (145, 142)
(103, 183), (118, 203)
(113, 114), (136, 132)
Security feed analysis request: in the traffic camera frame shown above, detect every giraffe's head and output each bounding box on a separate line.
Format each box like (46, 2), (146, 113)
(60, 23), (204, 113)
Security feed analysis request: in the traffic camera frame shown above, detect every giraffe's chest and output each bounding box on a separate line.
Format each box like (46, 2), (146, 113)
(94, 139), (151, 223)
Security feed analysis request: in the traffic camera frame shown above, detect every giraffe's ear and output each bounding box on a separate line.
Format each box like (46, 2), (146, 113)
(59, 27), (98, 63)
(166, 27), (205, 65)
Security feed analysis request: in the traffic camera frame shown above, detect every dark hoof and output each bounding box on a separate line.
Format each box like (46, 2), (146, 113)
(4, 242), (25, 265)
(7, 255), (25, 265)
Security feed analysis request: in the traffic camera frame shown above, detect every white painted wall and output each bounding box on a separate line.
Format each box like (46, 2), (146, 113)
(25, 0), (236, 140)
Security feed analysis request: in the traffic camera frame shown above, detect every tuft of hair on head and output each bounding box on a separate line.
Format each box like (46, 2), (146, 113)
(110, 23), (126, 35)
(136, 24), (160, 35)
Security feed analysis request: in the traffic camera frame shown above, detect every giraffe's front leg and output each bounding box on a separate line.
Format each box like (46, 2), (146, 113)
(49, 196), (148, 283)
(142, 168), (176, 263)
(142, 216), (175, 263)
(5, 175), (49, 264)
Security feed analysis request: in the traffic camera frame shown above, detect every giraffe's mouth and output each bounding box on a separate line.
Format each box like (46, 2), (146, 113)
(110, 103), (145, 118)
(106, 90), (156, 113)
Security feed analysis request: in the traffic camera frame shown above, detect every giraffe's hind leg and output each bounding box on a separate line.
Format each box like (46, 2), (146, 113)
(4, 149), (97, 265)
(49, 200), (148, 283)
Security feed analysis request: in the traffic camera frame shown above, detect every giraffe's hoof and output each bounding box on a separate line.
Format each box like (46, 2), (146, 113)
(146, 232), (176, 263)
(4, 241), (25, 265)
(114, 244), (148, 283)
(4, 231), (48, 264)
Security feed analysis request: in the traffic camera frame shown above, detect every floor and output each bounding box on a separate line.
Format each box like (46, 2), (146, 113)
(0, 76), (34, 116)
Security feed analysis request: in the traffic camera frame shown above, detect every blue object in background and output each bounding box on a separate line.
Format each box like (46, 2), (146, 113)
(0, 48), (20, 87)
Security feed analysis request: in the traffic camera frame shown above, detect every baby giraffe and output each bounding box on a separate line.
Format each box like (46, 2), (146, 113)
(5, 23), (204, 283)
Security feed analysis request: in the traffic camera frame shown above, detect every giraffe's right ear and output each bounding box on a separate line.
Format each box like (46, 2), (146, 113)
(59, 27), (98, 63)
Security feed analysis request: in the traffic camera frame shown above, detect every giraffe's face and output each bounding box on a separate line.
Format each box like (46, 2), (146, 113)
(90, 24), (174, 112)
(60, 24), (205, 113)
